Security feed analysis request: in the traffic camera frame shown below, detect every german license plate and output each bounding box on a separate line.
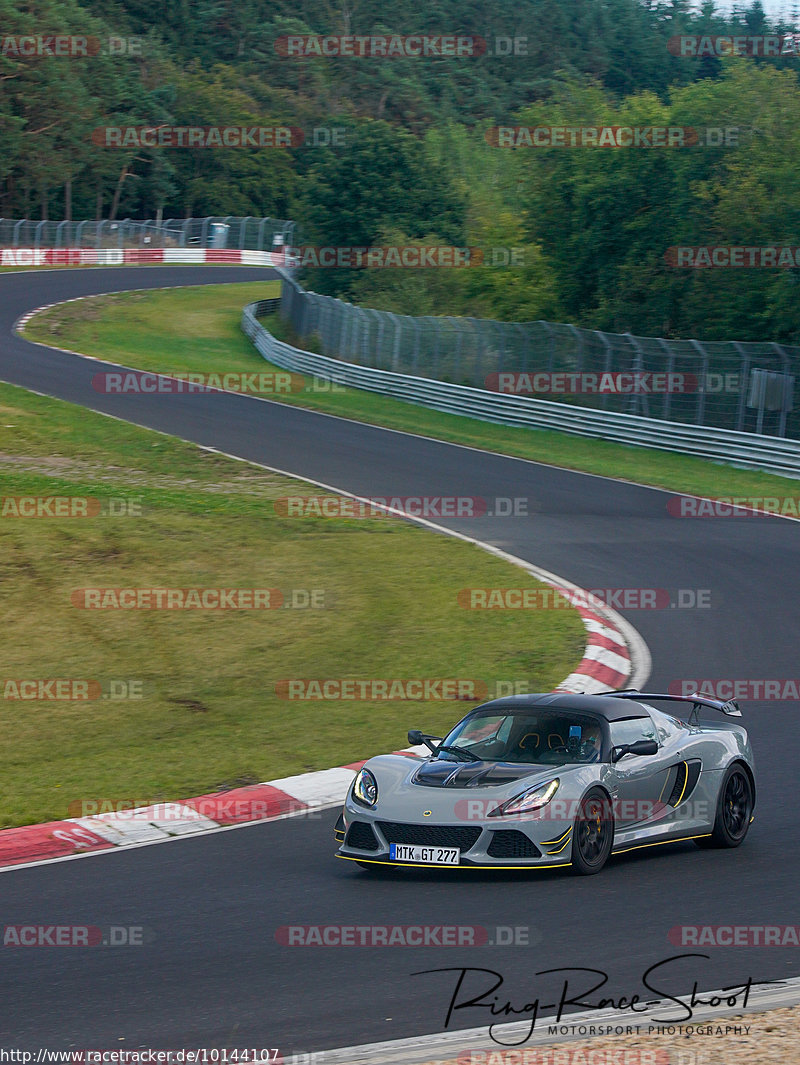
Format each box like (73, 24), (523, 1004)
(389, 843), (460, 864)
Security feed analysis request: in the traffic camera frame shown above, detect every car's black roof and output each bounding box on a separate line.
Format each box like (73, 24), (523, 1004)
(467, 692), (650, 722)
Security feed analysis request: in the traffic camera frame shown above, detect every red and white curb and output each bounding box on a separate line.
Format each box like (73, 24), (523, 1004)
(1, 247), (284, 268)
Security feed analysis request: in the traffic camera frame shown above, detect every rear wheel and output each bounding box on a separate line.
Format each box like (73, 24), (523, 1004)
(571, 788), (614, 875)
(697, 763), (753, 849)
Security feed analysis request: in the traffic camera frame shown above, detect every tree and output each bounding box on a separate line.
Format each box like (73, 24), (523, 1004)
(297, 118), (465, 295)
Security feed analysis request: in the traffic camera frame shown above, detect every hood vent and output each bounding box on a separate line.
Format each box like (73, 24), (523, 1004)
(411, 760), (542, 788)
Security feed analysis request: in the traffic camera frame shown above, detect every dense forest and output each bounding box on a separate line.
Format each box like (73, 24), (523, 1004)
(3, 0), (800, 340)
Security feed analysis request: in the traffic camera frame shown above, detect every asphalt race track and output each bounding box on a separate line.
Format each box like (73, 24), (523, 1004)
(1, 266), (798, 1052)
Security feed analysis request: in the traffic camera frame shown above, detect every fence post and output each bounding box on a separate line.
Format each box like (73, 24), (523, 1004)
(689, 340), (709, 425)
(624, 334), (648, 417)
(412, 318), (421, 375)
(771, 343), (793, 438)
(566, 324), (583, 373)
(540, 321), (555, 371)
(376, 311), (386, 369)
(336, 298), (348, 356)
(658, 339), (675, 421)
(389, 313), (402, 372)
(732, 342), (750, 432)
(512, 324), (526, 375)
(451, 320), (464, 384)
(595, 331), (613, 410)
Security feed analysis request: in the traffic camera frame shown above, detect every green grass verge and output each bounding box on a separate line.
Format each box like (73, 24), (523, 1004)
(0, 378), (585, 829)
(22, 281), (800, 500)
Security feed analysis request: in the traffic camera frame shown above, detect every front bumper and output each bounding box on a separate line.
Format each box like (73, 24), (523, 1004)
(335, 807), (575, 870)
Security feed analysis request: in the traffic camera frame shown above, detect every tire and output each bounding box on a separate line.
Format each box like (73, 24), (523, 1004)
(698, 763), (753, 849)
(571, 788), (614, 875)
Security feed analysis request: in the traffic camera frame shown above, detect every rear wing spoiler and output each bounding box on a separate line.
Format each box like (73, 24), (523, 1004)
(601, 689), (741, 725)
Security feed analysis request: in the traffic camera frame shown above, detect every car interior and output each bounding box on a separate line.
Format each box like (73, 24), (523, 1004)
(455, 713), (605, 764)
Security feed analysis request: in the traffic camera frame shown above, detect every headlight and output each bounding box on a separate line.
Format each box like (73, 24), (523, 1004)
(352, 767), (378, 808)
(489, 778), (559, 817)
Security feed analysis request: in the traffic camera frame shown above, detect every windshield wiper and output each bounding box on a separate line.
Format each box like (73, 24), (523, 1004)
(436, 744), (481, 763)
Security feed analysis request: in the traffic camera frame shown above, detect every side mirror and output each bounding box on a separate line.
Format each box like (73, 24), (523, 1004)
(408, 729), (442, 753)
(611, 738), (658, 763)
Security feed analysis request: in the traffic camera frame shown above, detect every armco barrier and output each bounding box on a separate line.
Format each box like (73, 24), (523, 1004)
(279, 271), (800, 440)
(242, 300), (800, 478)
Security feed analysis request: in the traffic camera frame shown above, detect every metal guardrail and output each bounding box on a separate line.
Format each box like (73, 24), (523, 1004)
(242, 300), (800, 478)
(279, 272), (800, 440)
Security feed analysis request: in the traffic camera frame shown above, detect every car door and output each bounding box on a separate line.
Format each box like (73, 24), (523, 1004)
(607, 715), (671, 828)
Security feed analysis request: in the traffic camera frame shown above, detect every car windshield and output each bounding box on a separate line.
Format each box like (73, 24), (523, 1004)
(438, 708), (605, 765)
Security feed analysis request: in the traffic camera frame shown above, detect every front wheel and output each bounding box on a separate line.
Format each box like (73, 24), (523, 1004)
(571, 788), (614, 875)
(697, 763), (753, 849)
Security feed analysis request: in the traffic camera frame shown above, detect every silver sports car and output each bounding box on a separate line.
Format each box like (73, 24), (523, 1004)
(334, 690), (755, 875)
